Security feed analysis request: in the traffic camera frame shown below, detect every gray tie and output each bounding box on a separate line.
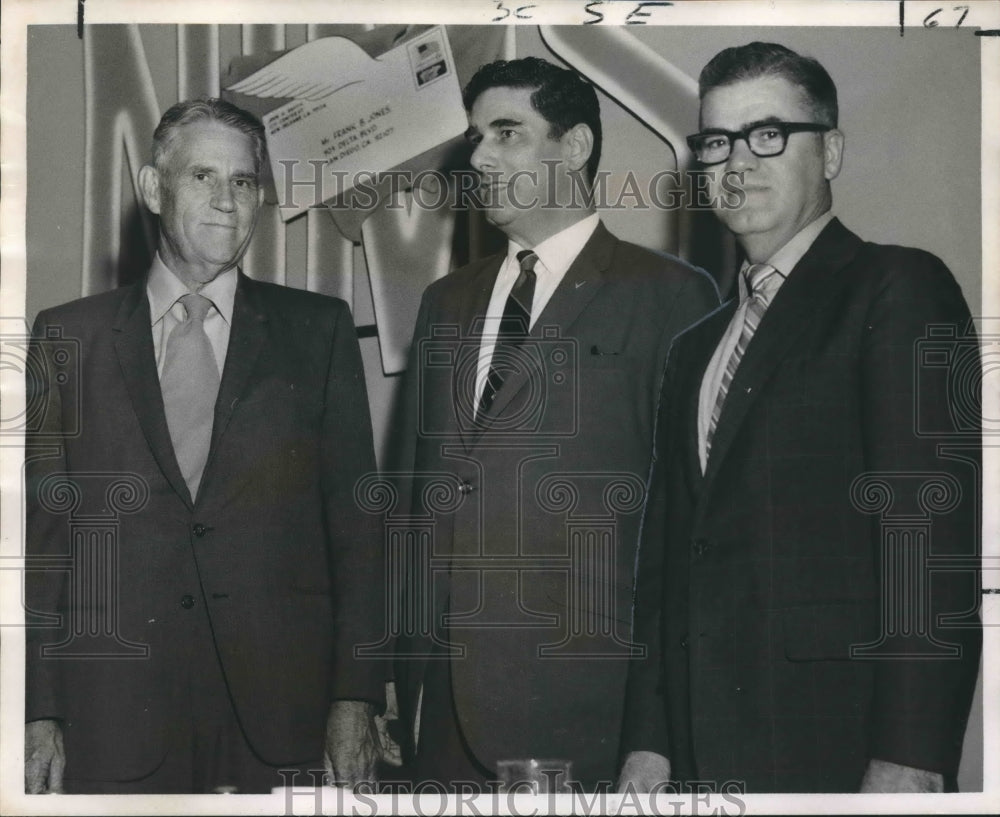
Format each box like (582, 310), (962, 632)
(706, 263), (780, 456)
(161, 293), (220, 501)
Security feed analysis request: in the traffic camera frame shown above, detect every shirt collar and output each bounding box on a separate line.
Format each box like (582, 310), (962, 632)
(766, 210), (834, 278)
(506, 213), (600, 277)
(146, 253), (238, 325)
(739, 210), (834, 299)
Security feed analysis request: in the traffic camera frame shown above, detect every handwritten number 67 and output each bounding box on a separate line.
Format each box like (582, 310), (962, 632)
(924, 6), (970, 27)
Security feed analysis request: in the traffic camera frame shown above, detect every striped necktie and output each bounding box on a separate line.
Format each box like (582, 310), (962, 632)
(705, 263), (779, 456)
(160, 293), (220, 501)
(478, 249), (538, 416)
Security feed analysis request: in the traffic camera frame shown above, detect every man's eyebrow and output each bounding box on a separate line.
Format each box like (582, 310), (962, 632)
(741, 116), (785, 130)
(464, 118), (524, 141)
(183, 164), (257, 179)
(698, 115), (786, 133)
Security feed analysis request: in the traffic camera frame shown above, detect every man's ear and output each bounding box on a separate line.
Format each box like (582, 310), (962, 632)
(562, 123), (594, 174)
(137, 165), (162, 214)
(823, 128), (844, 181)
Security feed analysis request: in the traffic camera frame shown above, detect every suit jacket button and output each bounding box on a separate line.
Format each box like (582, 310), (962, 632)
(692, 538), (709, 557)
(180, 594), (195, 609)
(680, 635), (689, 649)
(458, 481), (474, 495)
(192, 523), (211, 537)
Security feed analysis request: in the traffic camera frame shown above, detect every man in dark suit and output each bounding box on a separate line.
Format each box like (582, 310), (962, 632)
(392, 57), (719, 791)
(23, 98), (385, 794)
(619, 42), (981, 793)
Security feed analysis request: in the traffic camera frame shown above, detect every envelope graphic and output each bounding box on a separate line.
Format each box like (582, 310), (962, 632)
(228, 26), (468, 222)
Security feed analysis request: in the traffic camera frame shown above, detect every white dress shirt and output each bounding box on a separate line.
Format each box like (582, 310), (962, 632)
(696, 211), (834, 472)
(474, 213), (600, 409)
(146, 254), (237, 379)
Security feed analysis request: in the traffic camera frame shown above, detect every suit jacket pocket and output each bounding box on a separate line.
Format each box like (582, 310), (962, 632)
(782, 601), (878, 661)
(580, 353), (631, 371)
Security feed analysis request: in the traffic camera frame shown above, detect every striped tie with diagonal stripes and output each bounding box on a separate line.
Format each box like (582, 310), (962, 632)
(705, 263), (780, 456)
(478, 249), (538, 417)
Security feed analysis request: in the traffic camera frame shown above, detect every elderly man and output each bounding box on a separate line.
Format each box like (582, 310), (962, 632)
(24, 98), (384, 794)
(619, 42), (981, 793)
(392, 57), (718, 791)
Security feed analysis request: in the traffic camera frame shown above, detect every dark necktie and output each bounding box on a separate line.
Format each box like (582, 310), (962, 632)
(160, 293), (221, 501)
(478, 249), (538, 416)
(705, 263), (779, 456)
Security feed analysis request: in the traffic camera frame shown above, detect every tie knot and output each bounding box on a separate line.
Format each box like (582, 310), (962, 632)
(744, 263), (778, 295)
(179, 293), (213, 324)
(516, 249), (539, 274)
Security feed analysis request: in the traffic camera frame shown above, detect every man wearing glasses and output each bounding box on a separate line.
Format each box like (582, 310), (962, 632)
(619, 42), (980, 793)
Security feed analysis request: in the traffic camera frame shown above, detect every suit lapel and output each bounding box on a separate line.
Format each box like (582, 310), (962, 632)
(479, 222), (613, 425)
(112, 283), (192, 508)
(206, 273), (268, 467)
(678, 300), (736, 490)
(700, 219), (864, 490)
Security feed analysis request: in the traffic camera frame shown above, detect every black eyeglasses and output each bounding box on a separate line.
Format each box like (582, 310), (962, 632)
(686, 122), (831, 165)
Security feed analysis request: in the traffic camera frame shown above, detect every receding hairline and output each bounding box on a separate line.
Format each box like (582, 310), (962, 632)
(152, 119), (261, 173)
(151, 98), (266, 174)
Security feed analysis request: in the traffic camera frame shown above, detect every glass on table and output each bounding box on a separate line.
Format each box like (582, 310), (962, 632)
(496, 759), (573, 794)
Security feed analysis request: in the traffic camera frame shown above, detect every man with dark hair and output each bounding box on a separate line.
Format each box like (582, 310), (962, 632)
(619, 42), (980, 793)
(24, 98), (385, 794)
(461, 56), (604, 182)
(392, 57), (718, 791)
(697, 41), (839, 127)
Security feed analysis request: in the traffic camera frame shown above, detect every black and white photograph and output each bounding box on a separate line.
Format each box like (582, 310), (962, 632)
(1, 0), (996, 814)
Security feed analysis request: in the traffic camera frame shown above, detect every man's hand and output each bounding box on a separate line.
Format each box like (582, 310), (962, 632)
(617, 750), (671, 792)
(24, 719), (65, 794)
(860, 758), (944, 793)
(324, 700), (379, 790)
